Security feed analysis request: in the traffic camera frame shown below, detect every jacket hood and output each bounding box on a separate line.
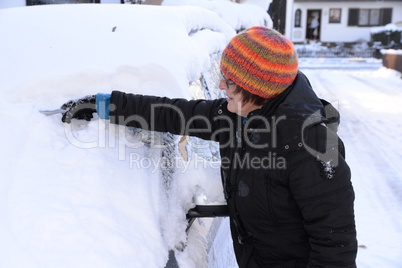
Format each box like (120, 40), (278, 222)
(252, 71), (325, 120)
(245, 71), (328, 152)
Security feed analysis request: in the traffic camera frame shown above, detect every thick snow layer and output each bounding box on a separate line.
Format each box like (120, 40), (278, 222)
(0, 4), (233, 267)
(162, 0), (272, 31)
(0, 4), (235, 98)
(381, 49), (402, 55)
(371, 23), (402, 34)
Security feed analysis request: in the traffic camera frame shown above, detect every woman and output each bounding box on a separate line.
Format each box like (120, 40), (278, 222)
(61, 27), (357, 267)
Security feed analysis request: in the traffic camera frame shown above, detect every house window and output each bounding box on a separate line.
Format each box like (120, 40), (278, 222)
(295, 9), (301, 27)
(26, 0), (100, 5)
(359, 9), (370, 25)
(358, 9), (381, 25)
(348, 8), (392, 27)
(329, 8), (341, 23)
(369, 9), (380, 25)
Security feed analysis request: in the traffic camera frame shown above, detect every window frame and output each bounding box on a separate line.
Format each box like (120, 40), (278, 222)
(348, 8), (392, 27)
(294, 9), (302, 28)
(358, 9), (381, 26)
(329, 8), (341, 24)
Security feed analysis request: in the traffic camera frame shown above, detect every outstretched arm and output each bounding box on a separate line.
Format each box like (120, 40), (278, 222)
(60, 91), (227, 141)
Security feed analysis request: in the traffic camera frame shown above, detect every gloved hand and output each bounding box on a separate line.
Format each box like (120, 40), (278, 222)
(61, 95), (97, 123)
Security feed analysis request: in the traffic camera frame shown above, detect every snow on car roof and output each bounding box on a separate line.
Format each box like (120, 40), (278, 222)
(0, 4), (235, 99)
(162, 0), (273, 32)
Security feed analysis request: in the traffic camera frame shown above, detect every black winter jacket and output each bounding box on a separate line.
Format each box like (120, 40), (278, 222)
(109, 71), (357, 268)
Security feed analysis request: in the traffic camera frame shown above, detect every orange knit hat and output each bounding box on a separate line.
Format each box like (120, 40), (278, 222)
(220, 26), (298, 99)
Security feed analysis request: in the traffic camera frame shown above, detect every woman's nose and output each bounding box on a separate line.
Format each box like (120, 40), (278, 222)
(219, 80), (227, 90)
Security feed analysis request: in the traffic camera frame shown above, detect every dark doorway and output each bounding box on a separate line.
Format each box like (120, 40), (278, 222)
(306, 9), (321, 41)
(268, 0), (287, 34)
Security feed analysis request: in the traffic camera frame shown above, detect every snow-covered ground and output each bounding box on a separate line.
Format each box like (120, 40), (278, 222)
(300, 62), (402, 267)
(1, 3), (402, 268)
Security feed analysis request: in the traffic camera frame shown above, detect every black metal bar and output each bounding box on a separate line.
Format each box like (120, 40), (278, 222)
(186, 205), (230, 219)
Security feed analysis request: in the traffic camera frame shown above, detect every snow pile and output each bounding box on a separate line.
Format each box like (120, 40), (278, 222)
(0, 4), (235, 267)
(381, 49), (402, 55)
(370, 23), (402, 34)
(162, 0), (272, 31)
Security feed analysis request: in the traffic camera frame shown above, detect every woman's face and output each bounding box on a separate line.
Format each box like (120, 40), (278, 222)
(219, 73), (262, 117)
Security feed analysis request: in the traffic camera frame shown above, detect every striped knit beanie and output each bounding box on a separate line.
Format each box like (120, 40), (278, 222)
(220, 26), (298, 99)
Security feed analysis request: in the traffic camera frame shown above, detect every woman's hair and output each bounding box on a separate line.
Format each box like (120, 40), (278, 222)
(234, 85), (269, 107)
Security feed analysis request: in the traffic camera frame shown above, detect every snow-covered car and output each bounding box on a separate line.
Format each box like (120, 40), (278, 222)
(0, 3), (271, 267)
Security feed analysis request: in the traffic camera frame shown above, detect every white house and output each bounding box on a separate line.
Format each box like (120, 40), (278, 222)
(284, 0), (402, 43)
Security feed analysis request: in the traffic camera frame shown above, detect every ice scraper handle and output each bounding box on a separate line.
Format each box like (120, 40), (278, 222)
(61, 95), (97, 123)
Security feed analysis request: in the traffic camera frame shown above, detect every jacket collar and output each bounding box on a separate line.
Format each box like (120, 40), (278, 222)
(247, 71), (324, 121)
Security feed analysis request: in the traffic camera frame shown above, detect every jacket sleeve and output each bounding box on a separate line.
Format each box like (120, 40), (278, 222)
(288, 140), (357, 267)
(109, 90), (225, 141)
